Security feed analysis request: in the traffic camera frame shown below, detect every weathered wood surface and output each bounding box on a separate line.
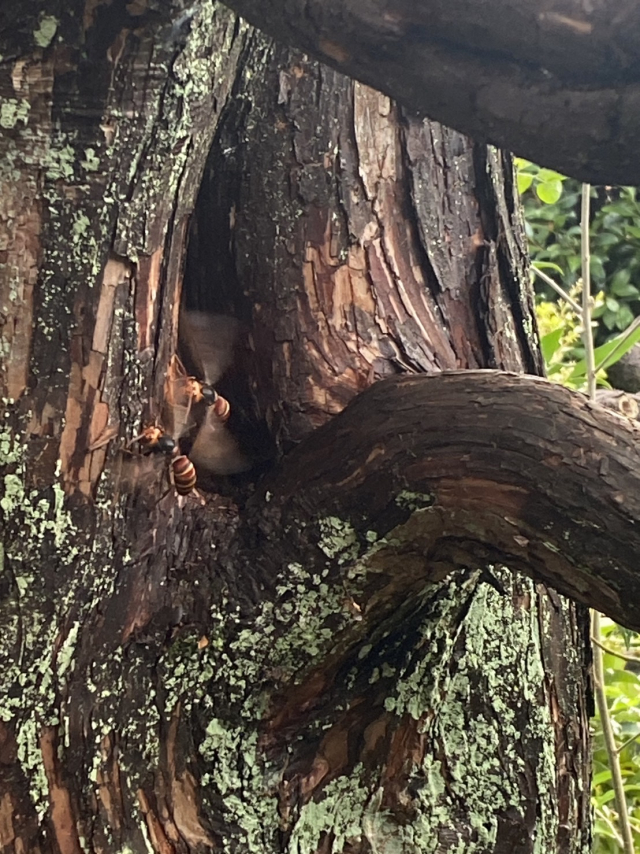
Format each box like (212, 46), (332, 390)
(253, 370), (640, 630)
(221, 0), (640, 185)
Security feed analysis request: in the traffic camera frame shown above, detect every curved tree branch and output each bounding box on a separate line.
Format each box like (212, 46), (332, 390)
(222, 0), (640, 185)
(250, 371), (640, 631)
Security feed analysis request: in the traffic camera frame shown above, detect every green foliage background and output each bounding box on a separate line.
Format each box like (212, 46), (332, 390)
(518, 159), (640, 853)
(592, 623), (640, 851)
(518, 161), (640, 342)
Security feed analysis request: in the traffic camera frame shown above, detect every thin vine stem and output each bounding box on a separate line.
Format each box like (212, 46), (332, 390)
(581, 184), (597, 401)
(591, 635), (640, 664)
(592, 611), (635, 854)
(532, 266), (583, 316)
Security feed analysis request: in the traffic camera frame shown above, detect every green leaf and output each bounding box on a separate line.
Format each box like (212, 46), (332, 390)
(593, 789), (618, 806)
(594, 233), (622, 250)
(591, 256), (606, 282)
(600, 620), (623, 637)
(610, 282), (639, 299)
(592, 818), (618, 840)
(593, 769), (613, 786)
(616, 304), (635, 329)
(568, 321), (640, 378)
(607, 668), (640, 684)
(610, 268), (631, 290)
(613, 783), (640, 794)
(532, 261), (565, 275)
(540, 328), (564, 364)
(536, 179), (563, 205)
(517, 172), (534, 195)
(537, 168), (566, 184)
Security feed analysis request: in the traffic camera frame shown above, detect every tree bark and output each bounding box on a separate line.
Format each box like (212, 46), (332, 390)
(221, 0), (640, 185)
(251, 369), (640, 631)
(0, 3), (598, 853)
(183, 44), (592, 853)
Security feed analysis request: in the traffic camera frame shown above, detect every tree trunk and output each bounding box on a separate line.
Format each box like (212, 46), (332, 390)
(1, 4), (592, 853)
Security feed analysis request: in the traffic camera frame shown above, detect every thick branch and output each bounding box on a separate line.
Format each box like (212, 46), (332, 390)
(222, 0), (640, 185)
(253, 371), (640, 630)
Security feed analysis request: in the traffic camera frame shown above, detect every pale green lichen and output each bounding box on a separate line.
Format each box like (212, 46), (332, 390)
(0, 99), (30, 129)
(199, 719), (278, 848)
(289, 768), (371, 854)
(0, 3), (269, 839)
(135, 801), (156, 854)
(0, 439), (121, 814)
(375, 571), (558, 851)
(80, 148), (100, 172)
(156, 539), (379, 849)
(362, 786), (439, 854)
(44, 144), (76, 181)
(395, 489), (434, 512)
(16, 718), (49, 818)
(57, 621), (80, 677)
(318, 516), (359, 562)
(111, 3), (249, 258)
(1, 472), (78, 551)
(162, 630), (224, 715)
(34, 15), (58, 48)
(71, 212), (92, 241)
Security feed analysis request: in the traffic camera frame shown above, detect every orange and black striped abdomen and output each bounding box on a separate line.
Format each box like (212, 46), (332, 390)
(171, 454), (197, 495)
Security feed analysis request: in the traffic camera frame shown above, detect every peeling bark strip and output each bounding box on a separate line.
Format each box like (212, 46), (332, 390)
(222, 0), (640, 185)
(254, 370), (640, 630)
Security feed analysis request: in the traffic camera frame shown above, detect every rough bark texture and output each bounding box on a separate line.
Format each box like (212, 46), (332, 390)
(221, 0), (640, 185)
(0, 2), (254, 850)
(250, 370), (640, 630)
(0, 4), (596, 854)
(184, 48), (590, 853)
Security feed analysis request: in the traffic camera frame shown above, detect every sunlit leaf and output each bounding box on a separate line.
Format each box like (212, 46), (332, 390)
(537, 168), (566, 184)
(540, 328), (564, 364)
(536, 179), (563, 205)
(610, 268), (631, 289)
(517, 172), (534, 195)
(607, 669), (639, 684)
(594, 789), (618, 806)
